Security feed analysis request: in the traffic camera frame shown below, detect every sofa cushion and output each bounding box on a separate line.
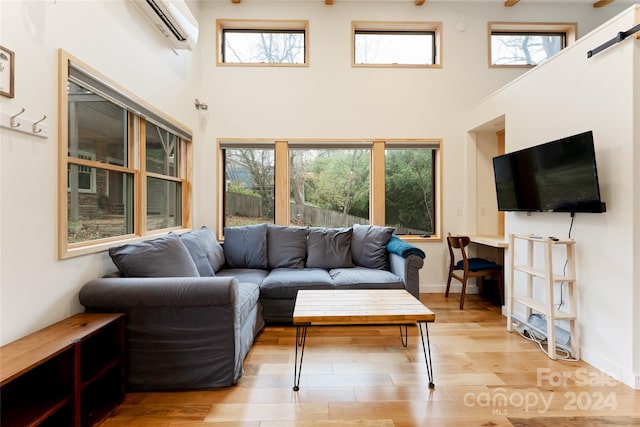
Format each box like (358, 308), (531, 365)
(223, 224), (268, 269)
(351, 224), (394, 270)
(267, 225), (308, 269)
(180, 226), (225, 277)
(260, 268), (334, 299)
(216, 268), (269, 286)
(234, 282), (262, 328)
(306, 227), (353, 269)
(330, 267), (405, 290)
(109, 233), (200, 278)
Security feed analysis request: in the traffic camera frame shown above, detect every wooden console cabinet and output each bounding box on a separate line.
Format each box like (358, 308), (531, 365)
(0, 313), (125, 426)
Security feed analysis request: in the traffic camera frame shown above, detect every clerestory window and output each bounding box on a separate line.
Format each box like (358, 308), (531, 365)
(352, 21), (442, 68)
(217, 19), (309, 66)
(489, 22), (577, 67)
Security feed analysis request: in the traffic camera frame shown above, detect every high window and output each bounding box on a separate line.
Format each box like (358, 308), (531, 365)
(489, 22), (577, 67)
(217, 19), (309, 66)
(218, 140), (441, 240)
(59, 50), (192, 258)
(352, 21), (442, 67)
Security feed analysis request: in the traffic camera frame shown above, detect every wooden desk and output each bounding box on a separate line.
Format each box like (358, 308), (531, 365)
(469, 235), (508, 305)
(470, 235), (508, 248)
(292, 289), (435, 390)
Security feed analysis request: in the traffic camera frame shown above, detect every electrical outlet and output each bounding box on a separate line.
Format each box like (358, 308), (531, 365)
(480, 207), (487, 216)
(456, 207), (463, 216)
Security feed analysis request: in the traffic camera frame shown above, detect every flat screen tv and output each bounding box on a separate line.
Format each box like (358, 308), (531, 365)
(492, 130), (606, 213)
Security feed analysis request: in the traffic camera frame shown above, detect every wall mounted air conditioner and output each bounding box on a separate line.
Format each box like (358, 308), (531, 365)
(133, 0), (199, 51)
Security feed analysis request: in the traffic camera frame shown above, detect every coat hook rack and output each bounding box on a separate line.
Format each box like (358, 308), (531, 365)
(10, 108), (25, 128)
(1, 108), (49, 139)
(33, 115), (47, 134)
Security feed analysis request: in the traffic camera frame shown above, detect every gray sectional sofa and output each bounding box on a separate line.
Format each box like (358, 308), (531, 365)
(79, 223), (425, 391)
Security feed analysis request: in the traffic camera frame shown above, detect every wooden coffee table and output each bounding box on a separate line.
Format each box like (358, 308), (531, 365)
(292, 289), (436, 391)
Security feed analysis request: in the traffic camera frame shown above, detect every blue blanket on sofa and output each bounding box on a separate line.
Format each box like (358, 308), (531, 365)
(386, 234), (426, 259)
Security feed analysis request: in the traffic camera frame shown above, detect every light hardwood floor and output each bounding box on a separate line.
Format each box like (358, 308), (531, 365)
(101, 294), (640, 426)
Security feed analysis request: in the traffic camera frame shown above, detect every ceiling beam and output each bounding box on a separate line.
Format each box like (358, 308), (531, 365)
(325, 0), (333, 4)
(593, 0), (615, 7)
(415, 0), (426, 5)
(504, 0), (520, 6)
(231, 0), (241, 3)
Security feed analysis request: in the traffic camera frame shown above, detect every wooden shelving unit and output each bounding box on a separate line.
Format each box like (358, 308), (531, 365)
(0, 313), (125, 426)
(506, 234), (579, 360)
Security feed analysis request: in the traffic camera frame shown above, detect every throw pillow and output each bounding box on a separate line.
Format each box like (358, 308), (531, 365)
(223, 223), (268, 269)
(108, 233), (200, 277)
(351, 224), (394, 270)
(267, 225), (308, 269)
(180, 226), (226, 276)
(306, 227), (353, 269)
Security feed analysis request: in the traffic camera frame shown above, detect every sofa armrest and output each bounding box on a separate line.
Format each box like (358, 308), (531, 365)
(79, 276), (244, 391)
(389, 253), (424, 299)
(79, 276), (239, 308)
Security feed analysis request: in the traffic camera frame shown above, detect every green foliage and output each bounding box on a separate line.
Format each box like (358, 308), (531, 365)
(297, 149), (370, 218)
(227, 181), (259, 197)
(385, 149), (434, 233)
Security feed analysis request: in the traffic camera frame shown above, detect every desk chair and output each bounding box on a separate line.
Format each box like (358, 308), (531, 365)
(446, 233), (503, 309)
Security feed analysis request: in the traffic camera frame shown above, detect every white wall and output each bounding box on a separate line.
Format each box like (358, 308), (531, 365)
(195, 0), (633, 294)
(0, 0), (635, 354)
(0, 0), (198, 345)
(464, 5), (639, 388)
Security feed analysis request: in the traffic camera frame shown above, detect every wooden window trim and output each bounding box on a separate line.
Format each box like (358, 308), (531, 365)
(216, 138), (442, 242)
(58, 49), (193, 259)
(216, 19), (310, 67)
(352, 21), (443, 68)
(488, 22), (577, 68)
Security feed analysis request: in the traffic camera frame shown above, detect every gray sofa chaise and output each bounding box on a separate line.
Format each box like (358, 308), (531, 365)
(79, 223), (425, 391)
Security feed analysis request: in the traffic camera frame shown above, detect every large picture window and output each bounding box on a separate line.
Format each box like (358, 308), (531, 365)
(289, 146), (370, 228)
(59, 50), (192, 258)
(218, 139), (441, 240)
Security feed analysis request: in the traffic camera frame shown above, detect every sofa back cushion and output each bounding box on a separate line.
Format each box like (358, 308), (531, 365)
(306, 227), (353, 269)
(267, 225), (308, 269)
(351, 224), (394, 270)
(180, 226), (226, 276)
(109, 233), (200, 277)
(223, 224), (268, 269)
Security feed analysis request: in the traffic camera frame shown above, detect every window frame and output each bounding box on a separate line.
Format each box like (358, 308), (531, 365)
(352, 21), (443, 68)
(216, 138), (442, 242)
(488, 22), (577, 68)
(68, 150), (97, 194)
(58, 49), (193, 259)
(216, 19), (309, 67)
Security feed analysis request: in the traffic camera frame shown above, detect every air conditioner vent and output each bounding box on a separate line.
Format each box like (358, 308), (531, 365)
(134, 0), (199, 51)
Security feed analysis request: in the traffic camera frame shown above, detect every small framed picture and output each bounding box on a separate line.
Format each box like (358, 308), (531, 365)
(0, 45), (15, 98)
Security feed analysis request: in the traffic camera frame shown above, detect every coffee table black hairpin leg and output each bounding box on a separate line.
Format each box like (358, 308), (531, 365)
(418, 322), (435, 389)
(399, 325), (409, 347)
(293, 325), (308, 391)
